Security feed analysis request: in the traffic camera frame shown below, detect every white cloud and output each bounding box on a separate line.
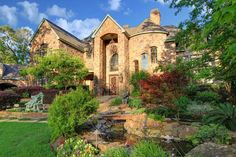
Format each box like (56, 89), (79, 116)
(144, 0), (167, 5)
(18, 1), (47, 23)
(124, 8), (132, 15)
(108, 0), (121, 11)
(55, 18), (101, 39)
(47, 5), (73, 19)
(0, 5), (17, 26)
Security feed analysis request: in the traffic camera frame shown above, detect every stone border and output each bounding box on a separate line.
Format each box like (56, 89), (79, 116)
(0, 111), (48, 120)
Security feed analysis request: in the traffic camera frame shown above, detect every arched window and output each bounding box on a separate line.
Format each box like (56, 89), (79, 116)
(134, 60), (139, 72)
(110, 53), (118, 71)
(141, 53), (148, 70)
(151, 46), (157, 63)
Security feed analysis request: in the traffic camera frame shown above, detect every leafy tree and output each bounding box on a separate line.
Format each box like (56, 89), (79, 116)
(0, 25), (32, 64)
(163, 0), (236, 95)
(22, 49), (88, 89)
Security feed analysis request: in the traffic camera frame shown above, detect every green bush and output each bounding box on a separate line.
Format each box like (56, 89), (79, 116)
(203, 103), (236, 131)
(131, 140), (168, 157)
(57, 137), (98, 157)
(148, 113), (165, 121)
(111, 97), (122, 106)
(102, 147), (129, 157)
(174, 96), (191, 119)
(130, 71), (149, 94)
(130, 108), (146, 114)
(128, 97), (143, 108)
(148, 106), (175, 118)
(188, 124), (231, 146)
(195, 91), (220, 103)
(186, 102), (213, 118)
(48, 87), (99, 139)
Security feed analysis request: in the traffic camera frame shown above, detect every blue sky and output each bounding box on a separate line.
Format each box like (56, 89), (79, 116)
(0, 0), (190, 39)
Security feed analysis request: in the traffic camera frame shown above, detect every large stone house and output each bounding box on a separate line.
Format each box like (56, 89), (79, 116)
(30, 9), (180, 95)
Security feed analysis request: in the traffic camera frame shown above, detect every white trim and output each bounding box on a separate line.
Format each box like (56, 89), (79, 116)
(91, 14), (126, 38)
(130, 30), (168, 38)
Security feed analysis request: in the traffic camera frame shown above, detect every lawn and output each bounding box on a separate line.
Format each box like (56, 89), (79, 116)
(0, 122), (55, 157)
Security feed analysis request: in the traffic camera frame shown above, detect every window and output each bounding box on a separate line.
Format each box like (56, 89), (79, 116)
(141, 53), (148, 70)
(151, 46), (157, 63)
(110, 53), (118, 71)
(134, 60), (139, 72)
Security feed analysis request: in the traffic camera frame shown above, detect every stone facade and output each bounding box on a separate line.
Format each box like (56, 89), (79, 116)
(90, 9), (177, 95)
(30, 9), (179, 95)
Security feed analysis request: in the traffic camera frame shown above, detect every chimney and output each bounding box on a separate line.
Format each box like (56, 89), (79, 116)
(150, 9), (161, 25)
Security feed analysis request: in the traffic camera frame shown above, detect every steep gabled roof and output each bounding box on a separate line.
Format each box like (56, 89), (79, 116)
(31, 18), (87, 52)
(91, 15), (126, 38)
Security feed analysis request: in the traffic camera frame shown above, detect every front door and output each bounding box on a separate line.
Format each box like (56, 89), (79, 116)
(109, 75), (119, 95)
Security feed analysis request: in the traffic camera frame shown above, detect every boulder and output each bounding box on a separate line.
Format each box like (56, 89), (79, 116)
(185, 142), (236, 157)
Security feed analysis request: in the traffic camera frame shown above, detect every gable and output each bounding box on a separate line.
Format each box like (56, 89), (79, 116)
(91, 15), (126, 38)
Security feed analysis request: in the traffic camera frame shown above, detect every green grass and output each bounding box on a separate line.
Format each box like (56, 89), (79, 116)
(0, 122), (55, 157)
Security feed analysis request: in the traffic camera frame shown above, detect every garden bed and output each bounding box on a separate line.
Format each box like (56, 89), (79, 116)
(0, 111), (48, 120)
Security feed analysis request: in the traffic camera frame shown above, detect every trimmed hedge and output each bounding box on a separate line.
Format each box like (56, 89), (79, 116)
(15, 86), (44, 98)
(14, 86), (68, 104)
(0, 91), (20, 110)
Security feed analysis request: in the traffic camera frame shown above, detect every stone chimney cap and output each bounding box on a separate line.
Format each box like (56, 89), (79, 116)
(151, 8), (160, 14)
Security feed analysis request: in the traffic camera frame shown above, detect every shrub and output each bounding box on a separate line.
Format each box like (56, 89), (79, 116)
(48, 87), (99, 139)
(186, 102), (213, 118)
(130, 71), (149, 94)
(174, 96), (191, 119)
(148, 113), (165, 121)
(203, 103), (236, 131)
(57, 137), (98, 157)
(111, 97), (122, 106)
(14, 86), (44, 97)
(102, 147), (129, 157)
(195, 91), (220, 103)
(148, 106), (176, 118)
(131, 140), (168, 157)
(128, 97), (143, 108)
(139, 71), (188, 106)
(188, 124), (232, 146)
(130, 108), (146, 114)
(0, 91), (20, 110)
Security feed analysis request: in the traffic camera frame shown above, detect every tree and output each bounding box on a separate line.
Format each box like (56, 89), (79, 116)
(23, 49), (88, 89)
(0, 25), (33, 64)
(163, 0), (236, 95)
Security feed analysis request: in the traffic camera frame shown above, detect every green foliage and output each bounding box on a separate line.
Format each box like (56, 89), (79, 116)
(111, 97), (123, 106)
(204, 103), (236, 131)
(22, 92), (30, 98)
(102, 147), (129, 157)
(57, 137), (98, 157)
(174, 96), (191, 119)
(186, 102), (213, 118)
(23, 49), (88, 89)
(148, 113), (165, 121)
(130, 71), (149, 93)
(130, 90), (141, 97)
(188, 124), (232, 146)
(130, 108), (146, 114)
(128, 97), (143, 108)
(165, 0), (236, 85)
(131, 140), (168, 157)
(195, 91), (220, 103)
(149, 106), (175, 118)
(48, 87), (99, 139)
(0, 25), (32, 64)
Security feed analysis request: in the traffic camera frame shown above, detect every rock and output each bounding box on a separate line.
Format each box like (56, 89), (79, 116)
(177, 125), (198, 139)
(185, 142), (236, 157)
(50, 136), (65, 151)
